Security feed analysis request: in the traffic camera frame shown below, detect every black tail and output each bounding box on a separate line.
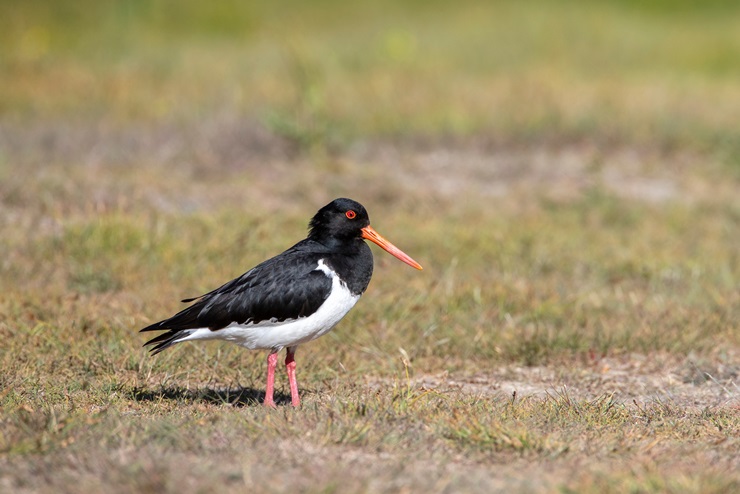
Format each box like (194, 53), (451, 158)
(139, 295), (210, 354)
(141, 325), (192, 355)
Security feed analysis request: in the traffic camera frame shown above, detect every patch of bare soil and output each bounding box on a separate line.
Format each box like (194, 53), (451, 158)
(2, 117), (735, 219)
(411, 353), (739, 410)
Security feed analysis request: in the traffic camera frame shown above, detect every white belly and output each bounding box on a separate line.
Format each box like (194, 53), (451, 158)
(174, 260), (360, 351)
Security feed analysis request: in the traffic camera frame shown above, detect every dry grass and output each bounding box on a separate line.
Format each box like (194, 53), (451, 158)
(1, 1), (739, 493)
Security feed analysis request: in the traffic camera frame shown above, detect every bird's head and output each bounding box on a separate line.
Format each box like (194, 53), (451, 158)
(309, 198), (422, 270)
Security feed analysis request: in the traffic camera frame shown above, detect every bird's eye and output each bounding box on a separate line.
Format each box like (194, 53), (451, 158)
(345, 210), (357, 219)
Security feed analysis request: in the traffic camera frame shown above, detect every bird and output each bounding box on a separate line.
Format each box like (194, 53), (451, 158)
(140, 198), (423, 407)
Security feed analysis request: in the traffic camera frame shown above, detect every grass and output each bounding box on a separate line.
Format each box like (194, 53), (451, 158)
(3, 1), (740, 155)
(1, 0), (739, 492)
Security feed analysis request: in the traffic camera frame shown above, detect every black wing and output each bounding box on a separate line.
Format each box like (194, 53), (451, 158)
(140, 248), (333, 335)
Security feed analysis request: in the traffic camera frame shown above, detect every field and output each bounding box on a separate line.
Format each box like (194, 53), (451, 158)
(1, 1), (739, 492)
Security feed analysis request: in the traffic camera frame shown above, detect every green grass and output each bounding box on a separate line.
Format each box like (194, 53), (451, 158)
(1, 0), (739, 492)
(2, 1), (740, 157)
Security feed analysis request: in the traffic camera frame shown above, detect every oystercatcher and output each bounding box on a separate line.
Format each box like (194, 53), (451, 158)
(140, 198), (422, 407)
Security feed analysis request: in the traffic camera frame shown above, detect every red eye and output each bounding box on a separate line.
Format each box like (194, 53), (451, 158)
(345, 210), (357, 219)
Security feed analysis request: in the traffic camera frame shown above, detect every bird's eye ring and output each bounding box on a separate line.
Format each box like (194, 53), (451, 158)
(345, 210), (357, 219)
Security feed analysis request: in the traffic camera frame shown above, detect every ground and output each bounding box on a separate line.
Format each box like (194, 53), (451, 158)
(1, 1), (739, 493)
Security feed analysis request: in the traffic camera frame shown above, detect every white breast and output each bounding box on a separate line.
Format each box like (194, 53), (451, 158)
(174, 260), (360, 352)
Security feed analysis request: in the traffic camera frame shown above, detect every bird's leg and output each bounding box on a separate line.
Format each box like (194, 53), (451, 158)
(264, 352), (279, 408)
(285, 347), (300, 407)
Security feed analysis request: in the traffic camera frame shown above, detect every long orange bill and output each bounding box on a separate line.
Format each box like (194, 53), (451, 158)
(361, 225), (423, 270)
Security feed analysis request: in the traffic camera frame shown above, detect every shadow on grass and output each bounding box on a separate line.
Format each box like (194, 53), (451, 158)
(130, 386), (293, 407)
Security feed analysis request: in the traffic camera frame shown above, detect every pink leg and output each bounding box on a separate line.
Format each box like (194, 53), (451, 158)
(264, 352), (278, 408)
(285, 347), (300, 407)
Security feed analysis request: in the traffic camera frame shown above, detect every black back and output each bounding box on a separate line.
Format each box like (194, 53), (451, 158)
(140, 198), (374, 336)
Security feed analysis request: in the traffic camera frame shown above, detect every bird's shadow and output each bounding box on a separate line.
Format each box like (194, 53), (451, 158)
(130, 385), (292, 408)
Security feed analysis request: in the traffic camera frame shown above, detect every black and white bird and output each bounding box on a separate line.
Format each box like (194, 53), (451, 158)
(140, 198), (422, 407)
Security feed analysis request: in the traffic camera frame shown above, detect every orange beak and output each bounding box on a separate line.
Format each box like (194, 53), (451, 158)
(361, 225), (423, 270)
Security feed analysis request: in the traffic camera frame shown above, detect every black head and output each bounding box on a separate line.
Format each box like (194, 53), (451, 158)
(307, 198), (423, 270)
(308, 198), (369, 242)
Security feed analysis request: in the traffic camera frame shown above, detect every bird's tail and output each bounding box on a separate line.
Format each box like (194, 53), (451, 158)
(142, 329), (194, 355)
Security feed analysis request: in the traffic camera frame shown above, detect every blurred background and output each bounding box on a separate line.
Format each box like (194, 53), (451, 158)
(2, 0), (739, 175)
